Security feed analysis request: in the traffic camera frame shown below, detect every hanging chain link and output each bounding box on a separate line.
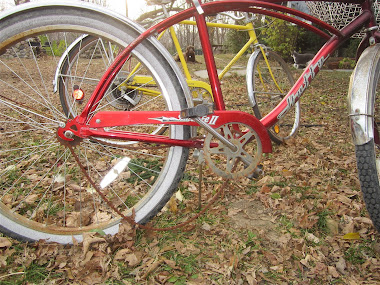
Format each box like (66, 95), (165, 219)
(67, 143), (229, 232)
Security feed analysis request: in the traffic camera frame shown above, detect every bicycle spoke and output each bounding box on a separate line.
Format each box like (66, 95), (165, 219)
(0, 5), (190, 243)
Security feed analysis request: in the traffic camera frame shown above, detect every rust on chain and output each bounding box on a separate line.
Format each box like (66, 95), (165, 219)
(0, 93), (52, 119)
(67, 143), (228, 232)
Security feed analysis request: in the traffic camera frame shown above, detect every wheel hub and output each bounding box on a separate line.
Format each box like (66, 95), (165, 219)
(57, 121), (83, 147)
(109, 79), (142, 110)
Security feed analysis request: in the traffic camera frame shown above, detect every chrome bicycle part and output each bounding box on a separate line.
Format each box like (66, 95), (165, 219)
(190, 87), (213, 105)
(193, 117), (237, 151)
(349, 44), (380, 232)
(203, 122), (262, 179)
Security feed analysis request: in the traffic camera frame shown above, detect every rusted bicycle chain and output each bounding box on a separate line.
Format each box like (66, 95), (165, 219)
(67, 143), (228, 232)
(0, 93), (54, 120)
(5, 83), (227, 231)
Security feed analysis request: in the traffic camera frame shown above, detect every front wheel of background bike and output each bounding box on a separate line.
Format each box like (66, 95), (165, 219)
(248, 49), (299, 144)
(56, 34), (171, 136)
(0, 3), (190, 243)
(351, 44), (380, 232)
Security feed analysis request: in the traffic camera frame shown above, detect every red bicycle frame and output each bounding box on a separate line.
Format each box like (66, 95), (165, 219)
(58, 0), (380, 153)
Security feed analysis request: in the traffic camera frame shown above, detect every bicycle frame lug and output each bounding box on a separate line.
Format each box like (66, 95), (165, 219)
(56, 119), (83, 143)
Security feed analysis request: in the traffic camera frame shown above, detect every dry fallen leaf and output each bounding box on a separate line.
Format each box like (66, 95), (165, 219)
(0, 255), (7, 267)
(167, 196), (178, 214)
(342, 232), (361, 240)
(24, 194), (39, 204)
(124, 252), (142, 267)
(202, 222), (211, 231)
(0, 237), (12, 248)
(326, 219), (339, 235)
(354, 217), (373, 225)
(300, 254), (312, 268)
(305, 232), (320, 244)
(328, 266), (340, 278)
(282, 169), (293, 177)
(114, 248), (132, 261)
(82, 232), (106, 255)
(336, 257), (346, 274)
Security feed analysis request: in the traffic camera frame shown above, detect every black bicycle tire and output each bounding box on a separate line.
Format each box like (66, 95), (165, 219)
(355, 140), (380, 232)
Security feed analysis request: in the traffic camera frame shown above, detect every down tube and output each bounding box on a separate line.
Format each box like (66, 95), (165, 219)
(260, 37), (340, 129)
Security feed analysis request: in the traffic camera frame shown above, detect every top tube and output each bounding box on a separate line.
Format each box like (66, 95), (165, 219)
(261, 0), (378, 128)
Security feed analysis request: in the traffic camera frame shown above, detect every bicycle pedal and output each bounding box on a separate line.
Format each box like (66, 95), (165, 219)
(180, 103), (214, 118)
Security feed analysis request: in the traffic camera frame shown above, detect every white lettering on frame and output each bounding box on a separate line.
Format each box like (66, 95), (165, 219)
(278, 56), (327, 120)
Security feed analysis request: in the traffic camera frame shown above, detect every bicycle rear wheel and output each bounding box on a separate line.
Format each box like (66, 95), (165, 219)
(0, 3), (190, 243)
(248, 48), (299, 144)
(350, 44), (380, 232)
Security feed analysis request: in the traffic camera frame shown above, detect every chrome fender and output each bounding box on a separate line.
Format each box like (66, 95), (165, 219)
(246, 47), (268, 108)
(53, 34), (89, 93)
(348, 44), (380, 145)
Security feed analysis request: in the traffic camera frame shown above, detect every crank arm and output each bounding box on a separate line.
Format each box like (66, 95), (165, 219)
(193, 117), (238, 152)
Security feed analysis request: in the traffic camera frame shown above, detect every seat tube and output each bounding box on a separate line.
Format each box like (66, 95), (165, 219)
(192, 0), (226, 110)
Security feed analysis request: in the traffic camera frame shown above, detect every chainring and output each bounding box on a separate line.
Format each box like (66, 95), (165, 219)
(203, 122), (263, 179)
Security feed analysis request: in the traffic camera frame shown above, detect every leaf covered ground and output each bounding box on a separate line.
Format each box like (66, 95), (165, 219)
(1, 63), (380, 284)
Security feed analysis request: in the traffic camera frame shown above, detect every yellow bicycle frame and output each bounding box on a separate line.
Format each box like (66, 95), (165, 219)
(124, 15), (282, 99)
